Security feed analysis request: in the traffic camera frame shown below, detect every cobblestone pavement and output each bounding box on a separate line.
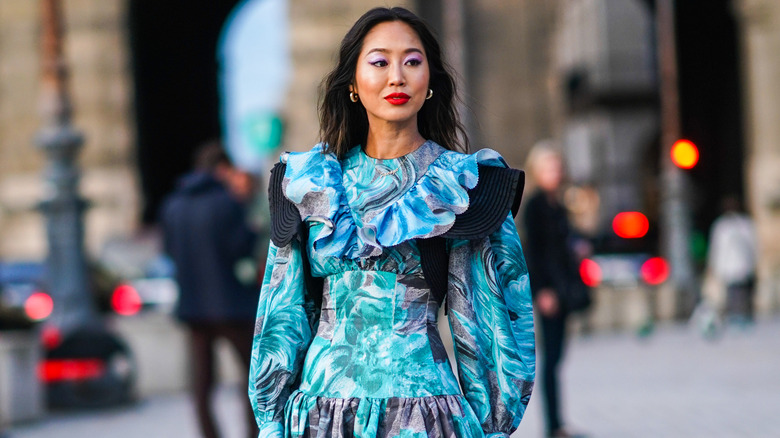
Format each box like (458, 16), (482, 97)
(9, 317), (780, 438)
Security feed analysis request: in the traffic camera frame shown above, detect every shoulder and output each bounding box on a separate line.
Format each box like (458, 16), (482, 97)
(268, 144), (342, 247)
(432, 147), (526, 240)
(279, 143), (336, 169)
(276, 144), (342, 195)
(434, 147), (509, 168)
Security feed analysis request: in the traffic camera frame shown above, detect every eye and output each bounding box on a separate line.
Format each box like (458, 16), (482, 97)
(405, 58), (423, 66)
(370, 59), (388, 67)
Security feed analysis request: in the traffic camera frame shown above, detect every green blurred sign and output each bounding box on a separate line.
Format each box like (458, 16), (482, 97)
(241, 111), (283, 156)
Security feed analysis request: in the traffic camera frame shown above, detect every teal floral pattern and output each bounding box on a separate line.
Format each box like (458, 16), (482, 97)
(249, 141), (535, 438)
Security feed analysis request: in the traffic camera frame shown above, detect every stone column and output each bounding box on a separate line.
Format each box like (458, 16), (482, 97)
(734, 0), (780, 314)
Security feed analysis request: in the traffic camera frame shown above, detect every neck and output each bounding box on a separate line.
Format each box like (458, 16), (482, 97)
(363, 119), (425, 159)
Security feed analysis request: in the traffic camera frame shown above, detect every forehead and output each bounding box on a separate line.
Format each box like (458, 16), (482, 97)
(360, 21), (425, 54)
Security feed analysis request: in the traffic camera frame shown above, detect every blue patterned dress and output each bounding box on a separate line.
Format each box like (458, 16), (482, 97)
(249, 141), (535, 438)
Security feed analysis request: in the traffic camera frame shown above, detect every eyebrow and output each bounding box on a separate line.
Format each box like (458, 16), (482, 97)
(365, 48), (424, 56)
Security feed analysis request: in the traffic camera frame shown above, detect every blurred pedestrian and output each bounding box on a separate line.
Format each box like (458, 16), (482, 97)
(707, 194), (758, 325)
(160, 140), (260, 438)
(523, 142), (589, 438)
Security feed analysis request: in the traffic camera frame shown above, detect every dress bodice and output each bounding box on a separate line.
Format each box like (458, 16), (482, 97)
(298, 145), (460, 398)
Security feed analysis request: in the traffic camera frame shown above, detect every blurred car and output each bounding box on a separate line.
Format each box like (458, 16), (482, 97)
(0, 260), (137, 409)
(93, 236), (179, 317)
(577, 210), (670, 289)
(580, 252), (670, 288)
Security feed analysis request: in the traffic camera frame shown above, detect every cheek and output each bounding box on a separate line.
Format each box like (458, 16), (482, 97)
(408, 68), (430, 90)
(354, 66), (383, 93)
(419, 65), (431, 83)
(421, 70), (431, 88)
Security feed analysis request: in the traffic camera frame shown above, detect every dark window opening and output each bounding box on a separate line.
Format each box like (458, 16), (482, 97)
(128, 0), (242, 224)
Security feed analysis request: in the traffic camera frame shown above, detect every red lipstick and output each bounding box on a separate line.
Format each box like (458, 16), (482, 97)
(384, 93), (410, 105)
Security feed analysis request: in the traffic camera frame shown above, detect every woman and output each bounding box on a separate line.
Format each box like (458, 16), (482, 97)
(249, 7), (535, 438)
(523, 143), (588, 438)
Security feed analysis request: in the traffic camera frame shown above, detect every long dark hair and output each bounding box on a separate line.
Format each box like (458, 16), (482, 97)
(318, 7), (468, 158)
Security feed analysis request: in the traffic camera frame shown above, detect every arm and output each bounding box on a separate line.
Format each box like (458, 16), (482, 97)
(248, 239), (314, 437)
(522, 195), (565, 315)
(447, 214), (536, 437)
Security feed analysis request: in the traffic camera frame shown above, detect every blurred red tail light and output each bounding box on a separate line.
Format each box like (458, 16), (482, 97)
(612, 212), (649, 239)
(641, 257), (670, 285)
(111, 284), (142, 316)
(39, 359), (105, 383)
(579, 258), (602, 287)
(24, 291), (54, 321)
(41, 325), (63, 350)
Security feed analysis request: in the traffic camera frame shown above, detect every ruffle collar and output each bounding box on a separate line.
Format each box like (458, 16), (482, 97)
(282, 141), (507, 259)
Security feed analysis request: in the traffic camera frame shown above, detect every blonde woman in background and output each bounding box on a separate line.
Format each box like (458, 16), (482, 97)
(523, 143), (589, 438)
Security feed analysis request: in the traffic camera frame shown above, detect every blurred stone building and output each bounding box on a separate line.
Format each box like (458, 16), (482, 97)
(0, 0), (559, 257)
(550, 0), (780, 318)
(0, 1), (137, 259)
(734, 0), (780, 315)
(0, 0), (777, 322)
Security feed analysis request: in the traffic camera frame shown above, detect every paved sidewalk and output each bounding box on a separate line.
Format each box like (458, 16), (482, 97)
(9, 318), (780, 438)
(521, 317), (780, 437)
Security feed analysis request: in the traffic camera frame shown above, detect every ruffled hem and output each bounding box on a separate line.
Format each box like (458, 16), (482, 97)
(282, 142), (508, 259)
(283, 390), (484, 438)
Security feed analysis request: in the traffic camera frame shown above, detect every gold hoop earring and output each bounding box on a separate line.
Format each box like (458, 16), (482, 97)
(426, 89), (433, 100)
(349, 92), (359, 103)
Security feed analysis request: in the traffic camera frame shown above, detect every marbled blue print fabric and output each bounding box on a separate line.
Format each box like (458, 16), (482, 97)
(249, 141), (535, 438)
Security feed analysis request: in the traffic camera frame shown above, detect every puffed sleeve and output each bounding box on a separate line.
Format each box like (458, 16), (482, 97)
(248, 239), (316, 437)
(446, 213), (535, 437)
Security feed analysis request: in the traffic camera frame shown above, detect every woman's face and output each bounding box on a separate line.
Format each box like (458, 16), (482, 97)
(352, 21), (430, 130)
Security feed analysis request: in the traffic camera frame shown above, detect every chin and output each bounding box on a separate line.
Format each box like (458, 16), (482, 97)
(370, 109), (422, 125)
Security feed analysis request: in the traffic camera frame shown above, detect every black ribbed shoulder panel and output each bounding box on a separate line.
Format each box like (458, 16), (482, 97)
(269, 161), (302, 247)
(417, 237), (448, 304)
(269, 161), (324, 304)
(442, 165), (525, 240)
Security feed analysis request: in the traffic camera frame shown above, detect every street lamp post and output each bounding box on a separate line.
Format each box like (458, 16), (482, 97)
(36, 0), (97, 332)
(656, 0), (697, 318)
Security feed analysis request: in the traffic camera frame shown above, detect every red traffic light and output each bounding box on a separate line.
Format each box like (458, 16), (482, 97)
(640, 257), (670, 285)
(671, 139), (699, 169)
(612, 212), (649, 239)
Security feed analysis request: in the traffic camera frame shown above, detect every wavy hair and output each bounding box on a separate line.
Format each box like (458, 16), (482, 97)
(318, 7), (468, 158)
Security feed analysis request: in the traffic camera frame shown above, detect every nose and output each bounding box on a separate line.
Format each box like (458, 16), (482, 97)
(388, 63), (405, 86)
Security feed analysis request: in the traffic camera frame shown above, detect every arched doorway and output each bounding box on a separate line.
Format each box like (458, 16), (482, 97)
(128, 0), (242, 224)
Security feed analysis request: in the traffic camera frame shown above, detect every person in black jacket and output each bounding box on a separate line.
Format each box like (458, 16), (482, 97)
(160, 141), (259, 438)
(523, 142), (588, 438)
